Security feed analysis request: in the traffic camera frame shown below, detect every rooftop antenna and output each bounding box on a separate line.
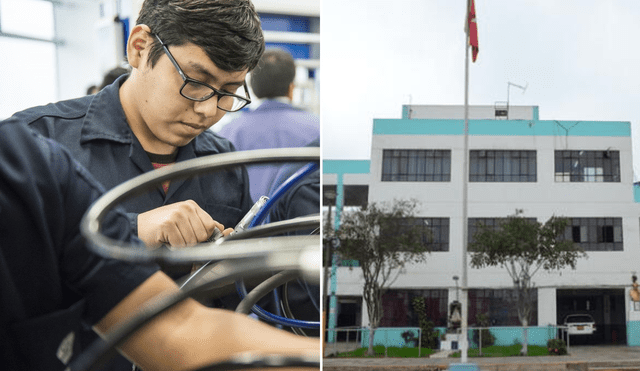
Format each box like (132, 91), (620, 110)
(507, 82), (527, 119)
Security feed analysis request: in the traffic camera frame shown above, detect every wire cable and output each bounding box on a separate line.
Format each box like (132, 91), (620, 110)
(235, 271), (299, 314)
(282, 282), (307, 337)
(233, 162), (321, 329)
(80, 147), (319, 263)
(250, 162), (319, 228)
(68, 251), (318, 371)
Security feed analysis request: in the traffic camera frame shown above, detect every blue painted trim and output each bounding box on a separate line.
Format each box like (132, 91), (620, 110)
(479, 326), (557, 347)
(373, 118), (630, 137)
(627, 321), (640, 346)
(449, 364), (480, 371)
(323, 160), (370, 175)
(634, 185), (640, 203)
(334, 175), (344, 230)
(533, 106), (539, 121)
(360, 327), (423, 347)
(327, 174), (344, 342)
(356, 326), (558, 349)
(402, 105), (410, 119)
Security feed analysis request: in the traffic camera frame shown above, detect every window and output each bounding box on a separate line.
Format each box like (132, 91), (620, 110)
(468, 218), (501, 246)
(554, 150), (620, 182)
(0, 0), (57, 119)
(382, 149), (451, 182)
(469, 289), (537, 326)
(381, 289), (448, 327)
(1, 0), (54, 39)
(468, 217), (536, 247)
(565, 217), (623, 251)
(322, 185), (368, 207)
(470, 150), (537, 182)
(400, 217), (449, 252)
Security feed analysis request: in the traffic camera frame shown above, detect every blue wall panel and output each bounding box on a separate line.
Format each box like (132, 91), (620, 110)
(627, 321), (640, 346)
(373, 118), (630, 137)
(259, 13), (313, 59)
(323, 160), (370, 175)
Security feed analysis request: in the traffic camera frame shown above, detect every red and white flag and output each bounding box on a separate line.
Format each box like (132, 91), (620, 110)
(467, 0), (479, 62)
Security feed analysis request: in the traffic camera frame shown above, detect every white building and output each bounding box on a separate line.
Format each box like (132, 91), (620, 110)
(323, 104), (640, 346)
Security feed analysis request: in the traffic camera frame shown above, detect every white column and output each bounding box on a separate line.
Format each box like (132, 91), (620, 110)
(537, 288), (557, 326)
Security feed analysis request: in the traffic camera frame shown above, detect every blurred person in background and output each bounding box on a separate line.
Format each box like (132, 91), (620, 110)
(86, 67), (130, 95)
(219, 48), (319, 202)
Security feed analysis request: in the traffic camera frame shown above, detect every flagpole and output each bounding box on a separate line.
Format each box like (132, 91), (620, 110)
(460, 0), (471, 364)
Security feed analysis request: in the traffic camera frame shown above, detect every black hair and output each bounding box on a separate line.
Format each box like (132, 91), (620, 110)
(99, 67), (130, 89)
(250, 48), (296, 99)
(137, 0), (265, 72)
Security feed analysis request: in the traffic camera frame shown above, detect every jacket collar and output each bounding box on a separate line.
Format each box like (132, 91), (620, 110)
(80, 74), (132, 145)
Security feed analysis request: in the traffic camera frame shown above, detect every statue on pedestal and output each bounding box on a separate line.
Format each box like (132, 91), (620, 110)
(631, 275), (640, 302)
(448, 300), (462, 332)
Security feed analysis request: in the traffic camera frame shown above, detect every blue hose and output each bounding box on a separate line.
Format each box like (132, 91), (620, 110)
(236, 162), (320, 329)
(249, 162), (319, 228)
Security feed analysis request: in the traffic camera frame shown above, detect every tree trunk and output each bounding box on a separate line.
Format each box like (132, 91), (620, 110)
(521, 318), (528, 356)
(368, 327), (376, 356)
(363, 280), (381, 356)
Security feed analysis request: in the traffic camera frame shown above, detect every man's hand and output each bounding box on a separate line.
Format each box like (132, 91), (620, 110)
(137, 200), (232, 249)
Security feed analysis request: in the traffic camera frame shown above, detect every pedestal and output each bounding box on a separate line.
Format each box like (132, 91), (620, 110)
(440, 333), (460, 350)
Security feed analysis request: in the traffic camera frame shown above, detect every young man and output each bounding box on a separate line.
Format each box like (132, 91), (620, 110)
(0, 120), (318, 370)
(6, 0), (265, 258)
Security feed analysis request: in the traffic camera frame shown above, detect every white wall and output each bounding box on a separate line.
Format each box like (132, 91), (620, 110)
(55, 0), (111, 100)
(406, 105), (536, 120)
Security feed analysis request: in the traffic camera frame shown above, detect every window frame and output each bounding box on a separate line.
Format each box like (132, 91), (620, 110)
(381, 149), (451, 182)
(554, 150), (620, 183)
(469, 149), (537, 182)
(565, 217), (623, 251)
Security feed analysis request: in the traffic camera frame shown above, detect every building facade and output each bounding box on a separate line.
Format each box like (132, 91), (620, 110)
(323, 105), (640, 346)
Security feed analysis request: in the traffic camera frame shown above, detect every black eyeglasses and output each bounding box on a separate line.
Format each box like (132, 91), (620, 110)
(154, 34), (251, 112)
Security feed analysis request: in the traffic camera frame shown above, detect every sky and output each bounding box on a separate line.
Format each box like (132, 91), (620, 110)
(321, 0), (640, 178)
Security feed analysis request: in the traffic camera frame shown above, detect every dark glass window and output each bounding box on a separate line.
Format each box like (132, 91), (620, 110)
(400, 218), (450, 252)
(469, 289), (537, 326)
(554, 150), (620, 182)
(468, 217), (537, 247)
(469, 150), (537, 182)
(322, 185), (368, 207)
(564, 217), (623, 251)
(382, 149), (451, 182)
(381, 289), (448, 327)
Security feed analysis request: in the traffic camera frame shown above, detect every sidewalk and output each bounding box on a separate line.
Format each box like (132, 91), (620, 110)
(323, 345), (640, 371)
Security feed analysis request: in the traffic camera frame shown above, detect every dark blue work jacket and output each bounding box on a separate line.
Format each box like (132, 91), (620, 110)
(0, 121), (158, 370)
(5, 75), (253, 250)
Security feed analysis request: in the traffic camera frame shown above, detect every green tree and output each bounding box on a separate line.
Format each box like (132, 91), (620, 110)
(411, 297), (440, 349)
(331, 199), (430, 356)
(469, 214), (585, 356)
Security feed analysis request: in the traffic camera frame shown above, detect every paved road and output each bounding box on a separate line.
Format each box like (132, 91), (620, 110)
(323, 345), (640, 370)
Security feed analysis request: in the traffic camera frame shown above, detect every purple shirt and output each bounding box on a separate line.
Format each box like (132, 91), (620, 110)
(219, 99), (319, 202)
